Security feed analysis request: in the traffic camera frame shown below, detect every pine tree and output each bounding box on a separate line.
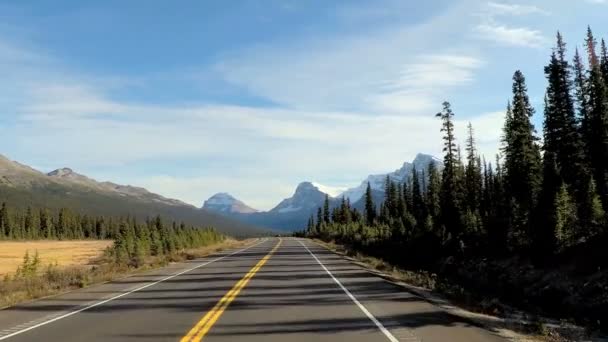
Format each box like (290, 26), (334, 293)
(426, 161), (441, 224)
(436, 101), (464, 243)
(502, 71), (542, 248)
(323, 195), (330, 224)
(554, 183), (578, 250)
(573, 48), (592, 163)
(411, 165), (426, 229)
(316, 207), (323, 231)
(584, 27), (608, 209)
(535, 151), (561, 254)
(543, 32), (585, 190)
(364, 182), (376, 225)
(465, 123), (482, 212)
(600, 39), (608, 82)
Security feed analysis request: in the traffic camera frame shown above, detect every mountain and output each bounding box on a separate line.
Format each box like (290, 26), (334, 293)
(0, 154), (267, 237)
(201, 153), (442, 231)
(270, 182), (328, 214)
(339, 153), (442, 203)
(201, 182), (334, 232)
(203, 193), (258, 214)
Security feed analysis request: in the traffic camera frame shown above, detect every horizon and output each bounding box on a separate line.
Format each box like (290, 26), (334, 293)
(0, 1), (607, 210)
(1, 150), (440, 210)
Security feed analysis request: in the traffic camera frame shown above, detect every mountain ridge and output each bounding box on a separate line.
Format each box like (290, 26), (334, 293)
(0, 154), (267, 237)
(202, 153), (442, 231)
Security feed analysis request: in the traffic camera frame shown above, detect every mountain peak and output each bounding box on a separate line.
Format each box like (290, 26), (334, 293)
(338, 152), (443, 203)
(47, 167), (75, 177)
(203, 193), (258, 214)
(412, 153), (441, 168)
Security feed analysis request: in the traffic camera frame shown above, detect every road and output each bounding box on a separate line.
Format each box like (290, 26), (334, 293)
(0, 238), (506, 341)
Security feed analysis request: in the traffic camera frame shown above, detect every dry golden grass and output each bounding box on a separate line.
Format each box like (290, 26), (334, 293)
(179, 238), (255, 260)
(0, 240), (113, 276)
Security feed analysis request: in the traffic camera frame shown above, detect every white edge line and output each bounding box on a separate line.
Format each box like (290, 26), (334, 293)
(0, 238), (268, 341)
(298, 239), (400, 342)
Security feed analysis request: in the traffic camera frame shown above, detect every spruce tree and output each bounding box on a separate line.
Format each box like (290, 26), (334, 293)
(535, 151), (561, 254)
(436, 101), (464, 244)
(573, 48), (592, 162)
(323, 195), (330, 224)
(411, 165), (426, 229)
(465, 123), (482, 212)
(502, 71), (542, 248)
(543, 32), (585, 189)
(364, 182), (376, 225)
(585, 28), (608, 209)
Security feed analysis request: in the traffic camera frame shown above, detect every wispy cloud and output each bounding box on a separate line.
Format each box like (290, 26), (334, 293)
(367, 55), (483, 113)
(487, 2), (549, 16)
(474, 2), (548, 48)
(475, 23), (546, 48)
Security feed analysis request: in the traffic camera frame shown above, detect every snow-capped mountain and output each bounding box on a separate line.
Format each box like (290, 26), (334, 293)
(339, 153), (442, 203)
(200, 153), (442, 231)
(270, 182), (329, 214)
(202, 193), (259, 214)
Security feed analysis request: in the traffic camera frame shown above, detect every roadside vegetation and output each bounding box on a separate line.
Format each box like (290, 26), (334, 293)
(299, 28), (608, 336)
(0, 203), (237, 308)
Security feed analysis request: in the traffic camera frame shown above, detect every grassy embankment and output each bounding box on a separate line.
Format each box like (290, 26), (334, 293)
(314, 239), (601, 342)
(0, 238), (253, 308)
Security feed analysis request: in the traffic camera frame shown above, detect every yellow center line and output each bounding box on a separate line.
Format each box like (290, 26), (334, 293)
(180, 238), (282, 342)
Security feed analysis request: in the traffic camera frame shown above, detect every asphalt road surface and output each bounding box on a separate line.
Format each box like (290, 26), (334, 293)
(0, 238), (506, 341)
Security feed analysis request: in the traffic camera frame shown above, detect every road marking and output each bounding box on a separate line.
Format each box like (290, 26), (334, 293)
(181, 238), (282, 342)
(0, 239), (267, 341)
(298, 240), (401, 342)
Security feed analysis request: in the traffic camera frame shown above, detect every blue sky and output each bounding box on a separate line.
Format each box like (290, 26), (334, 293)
(0, 0), (606, 210)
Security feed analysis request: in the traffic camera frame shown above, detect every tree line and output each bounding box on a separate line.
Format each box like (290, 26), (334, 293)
(305, 28), (608, 265)
(0, 201), (224, 264)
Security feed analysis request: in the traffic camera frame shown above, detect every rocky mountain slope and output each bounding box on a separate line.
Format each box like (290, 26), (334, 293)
(0, 154), (267, 237)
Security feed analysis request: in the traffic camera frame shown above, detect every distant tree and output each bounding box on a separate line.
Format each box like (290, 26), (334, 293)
(322, 195), (330, 224)
(364, 182), (376, 225)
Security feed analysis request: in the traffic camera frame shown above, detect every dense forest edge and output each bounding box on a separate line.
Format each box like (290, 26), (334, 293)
(299, 28), (608, 334)
(0, 202), (245, 308)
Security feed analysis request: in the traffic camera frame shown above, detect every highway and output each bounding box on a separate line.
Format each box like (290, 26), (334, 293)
(0, 238), (506, 341)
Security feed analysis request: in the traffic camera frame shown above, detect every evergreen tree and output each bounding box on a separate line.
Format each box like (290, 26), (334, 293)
(502, 71), (542, 248)
(426, 161), (441, 225)
(323, 195), (330, 224)
(364, 182), (376, 225)
(584, 27), (608, 209)
(535, 151), (561, 254)
(573, 48), (592, 163)
(464, 123), (482, 213)
(411, 165), (426, 229)
(543, 32), (585, 190)
(436, 101), (464, 244)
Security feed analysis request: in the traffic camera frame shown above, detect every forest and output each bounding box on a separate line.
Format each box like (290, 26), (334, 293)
(304, 28), (608, 331)
(0, 202), (224, 265)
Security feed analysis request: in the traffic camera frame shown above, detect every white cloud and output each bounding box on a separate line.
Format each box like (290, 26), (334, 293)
(585, 0), (606, 3)
(367, 55), (483, 112)
(475, 23), (546, 48)
(473, 2), (548, 48)
(486, 2), (549, 16)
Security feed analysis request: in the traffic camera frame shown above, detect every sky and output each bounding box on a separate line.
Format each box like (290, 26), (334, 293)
(0, 0), (607, 210)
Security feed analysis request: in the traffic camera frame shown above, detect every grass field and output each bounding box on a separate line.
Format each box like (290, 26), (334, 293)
(0, 240), (113, 276)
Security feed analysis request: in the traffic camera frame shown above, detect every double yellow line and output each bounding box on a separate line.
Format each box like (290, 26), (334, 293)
(180, 239), (282, 342)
